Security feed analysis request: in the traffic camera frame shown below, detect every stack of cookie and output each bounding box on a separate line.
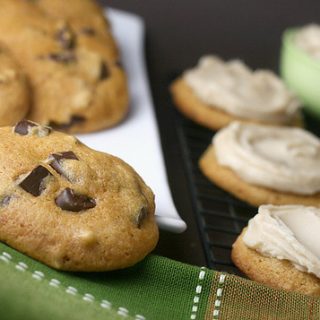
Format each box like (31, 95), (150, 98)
(0, 0), (128, 133)
(0, 1), (159, 272)
(171, 55), (320, 296)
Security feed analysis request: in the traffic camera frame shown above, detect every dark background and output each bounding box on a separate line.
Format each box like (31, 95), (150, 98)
(99, 0), (320, 267)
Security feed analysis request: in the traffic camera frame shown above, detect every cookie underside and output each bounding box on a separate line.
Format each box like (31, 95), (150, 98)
(199, 145), (320, 207)
(232, 229), (320, 296)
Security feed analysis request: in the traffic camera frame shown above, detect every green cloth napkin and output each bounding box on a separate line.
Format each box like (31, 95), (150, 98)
(0, 242), (319, 320)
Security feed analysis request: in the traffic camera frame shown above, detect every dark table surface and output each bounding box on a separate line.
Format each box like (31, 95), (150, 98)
(99, 0), (320, 267)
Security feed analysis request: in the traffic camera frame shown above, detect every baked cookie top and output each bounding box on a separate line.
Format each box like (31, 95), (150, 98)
(0, 0), (128, 133)
(0, 45), (30, 126)
(214, 121), (320, 195)
(182, 55), (301, 124)
(0, 121), (158, 271)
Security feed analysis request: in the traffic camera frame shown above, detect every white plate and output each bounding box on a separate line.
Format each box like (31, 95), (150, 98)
(77, 8), (187, 233)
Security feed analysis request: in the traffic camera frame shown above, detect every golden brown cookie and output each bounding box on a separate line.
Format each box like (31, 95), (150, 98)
(232, 229), (320, 296)
(0, 45), (30, 126)
(0, 0), (128, 133)
(170, 78), (302, 130)
(199, 145), (320, 207)
(0, 121), (158, 271)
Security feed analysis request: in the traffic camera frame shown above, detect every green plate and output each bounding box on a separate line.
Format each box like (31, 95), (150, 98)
(280, 28), (320, 118)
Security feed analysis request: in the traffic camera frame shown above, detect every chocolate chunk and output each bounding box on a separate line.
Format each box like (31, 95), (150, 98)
(49, 151), (78, 178)
(55, 188), (96, 212)
(19, 166), (53, 197)
(14, 120), (36, 135)
(51, 151), (78, 162)
(56, 25), (76, 49)
(116, 60), (123, 68)
(49, 115), (85, 131)
(80, 27), (96, 36)
(46, 51), (76, 64)
(0, 195), (11, 207)
(14, 120), (51, 137)
(135, 207), (148, 228)
(100, 62), (110, 80)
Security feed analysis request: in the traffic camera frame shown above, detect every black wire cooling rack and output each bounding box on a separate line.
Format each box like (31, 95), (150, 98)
(174, 110), (320, 275)
(174, 114), (254, 274)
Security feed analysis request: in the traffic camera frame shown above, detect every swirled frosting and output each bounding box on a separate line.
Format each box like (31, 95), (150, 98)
(214, 122), (320, 195)
(243, 205), (320, 278)
(295, 24), (320, 60)
(183, 56), (300, 124)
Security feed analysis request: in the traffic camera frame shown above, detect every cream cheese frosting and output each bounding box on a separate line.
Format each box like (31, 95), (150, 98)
(214, 121), (320, 195)
(183, 55), (301, 124)
(295, 24), (320, 60)
(243, 205), (320, 278)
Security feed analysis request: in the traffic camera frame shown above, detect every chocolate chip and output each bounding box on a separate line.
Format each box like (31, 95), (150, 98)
(51, 151), (78, 161)
(100, 62), (110, 80)
(135, 207), (148, 228)
(14, 120), (36, 135)
(56, 25), (76, 50)
(55, 188), (96, 212)
(14, 120), (51, 137)
(49, 151), (78, 178)
(0, 195), (11, 207)
(80, 27), (96, 36)
(49, 115), (85, 131)
(46, 51), (76, 64)
(19, 166), (53, 197)
(116, 60), (123, 68)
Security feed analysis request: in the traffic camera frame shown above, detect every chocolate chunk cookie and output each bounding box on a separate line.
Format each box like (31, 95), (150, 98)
(0, 122), (158, 271)
(0, 45), (30, 126)
(0, 0), (128, 133)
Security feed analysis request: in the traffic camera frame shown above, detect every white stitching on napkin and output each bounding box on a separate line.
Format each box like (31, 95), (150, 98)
(0, 251), (146, 320)
(49, 279), (61, 288)
(15, 262), (28, 272)
(32, 271), (45, 281)
(2, 252), (12, 260)
(190, 267), (206, 320)
(118, 307), (129, 317)
(212, 274), (226, 320)
(83, 293), (95, 302)
(66, 286), (78, 295)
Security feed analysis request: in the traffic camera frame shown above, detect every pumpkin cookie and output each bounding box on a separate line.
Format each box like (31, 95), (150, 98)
(232, 205), (320, 296)
(0, 121), (158, 271)
(199, 122), (320, 207)
(0, 45), (30, 126)
(171, 56), (302, 130)
(0, 0), (128, 133)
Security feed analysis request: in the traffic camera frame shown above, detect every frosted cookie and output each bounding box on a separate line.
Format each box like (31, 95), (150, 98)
(199, 121), (320, 207)
(0, 45), (30, 126)
(232, 205), (320, 296)
(171, 56), (302, 130)
(295, 24), (320, 60)
(0, 0), (128, 133)
(0, 121), (158, 271)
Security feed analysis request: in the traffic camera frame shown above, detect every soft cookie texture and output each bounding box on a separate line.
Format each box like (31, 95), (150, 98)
(232, 230), (320, 296)
(0, 45), (30, 126)
(0, 121), (158, 271)
(0, 0), (128, 133)
(199, 145), (320, 207)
